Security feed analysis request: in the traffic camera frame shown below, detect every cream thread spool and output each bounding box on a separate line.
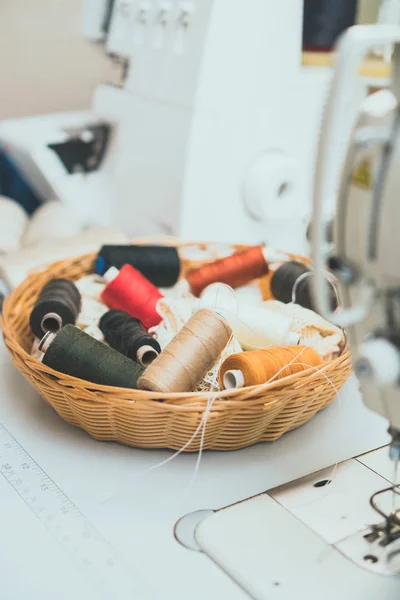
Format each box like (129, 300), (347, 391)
(199, 283), (300, 350)
(0, 196), (28, 254)
(263, 299), (344, 360)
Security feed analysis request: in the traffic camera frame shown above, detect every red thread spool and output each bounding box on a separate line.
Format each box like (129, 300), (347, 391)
(101, 265), (163, 328)
(186, 246), (269, 297)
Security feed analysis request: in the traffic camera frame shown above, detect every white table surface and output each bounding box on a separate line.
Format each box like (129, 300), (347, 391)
(0, 338), (390, 599)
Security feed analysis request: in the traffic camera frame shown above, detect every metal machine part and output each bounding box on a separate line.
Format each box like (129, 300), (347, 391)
(175, 452), (400, 597)
(312, 24), (400, 549)
(271, 454), (400, 578)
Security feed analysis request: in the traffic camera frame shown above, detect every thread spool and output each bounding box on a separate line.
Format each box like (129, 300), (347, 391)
(199, 283), (300, 350)
(152, 295), (200, 349)
(41, 325), (144, 388)
(101, 265), (164, 329)
(29, 278), (81, 338)
(137, 309), (232, 393)
(219, 346), (323, 389)
(96, 245), (181, 287)
(0, 227), (127, 291)
(263, 299), (344, 360)
(99, 310), (161, 366)
(243, 150), (298, 222)
(22, 201), (83, 247)
(0, 196), (28, 254)
(186, 246), (269, 297)
(270, 261), (338, 312)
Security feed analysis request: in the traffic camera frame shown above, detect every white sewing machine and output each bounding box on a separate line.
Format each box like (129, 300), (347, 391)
(174, 25), (400, 599)
(0, 0), (373, 252)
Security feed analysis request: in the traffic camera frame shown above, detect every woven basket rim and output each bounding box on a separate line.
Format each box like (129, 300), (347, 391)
(3, 328), (349, 402)
(1, 243), (347, 407)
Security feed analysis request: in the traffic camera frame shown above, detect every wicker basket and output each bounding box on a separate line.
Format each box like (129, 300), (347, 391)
(1, 242), (352, 452)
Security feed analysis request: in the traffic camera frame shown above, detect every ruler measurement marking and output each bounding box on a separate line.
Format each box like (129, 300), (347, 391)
(0, 424), (155, 600)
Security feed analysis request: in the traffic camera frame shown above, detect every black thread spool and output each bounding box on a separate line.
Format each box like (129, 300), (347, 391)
(40, 324), (144, 388)
(95, 245), (181, 287)
(29, 278), (82, 339)
(99, 309), (161, 366)
(270, 261), (338, 312)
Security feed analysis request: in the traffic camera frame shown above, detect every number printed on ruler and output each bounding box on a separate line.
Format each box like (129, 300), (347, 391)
(0, 424), (156, 600)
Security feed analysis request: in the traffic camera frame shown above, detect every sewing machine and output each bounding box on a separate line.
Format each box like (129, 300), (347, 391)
(172, 25), (400, 599)
(0, 0), (375, 252)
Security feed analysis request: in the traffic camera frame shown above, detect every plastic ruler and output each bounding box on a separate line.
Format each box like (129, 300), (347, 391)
(0, 423), (156, 600)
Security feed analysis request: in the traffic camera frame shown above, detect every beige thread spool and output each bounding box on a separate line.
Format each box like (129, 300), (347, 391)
(137, 309), (232, 393)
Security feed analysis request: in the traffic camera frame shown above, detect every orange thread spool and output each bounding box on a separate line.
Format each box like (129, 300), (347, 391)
(186, 246), (269, 297)
(219, 346), (323, 389)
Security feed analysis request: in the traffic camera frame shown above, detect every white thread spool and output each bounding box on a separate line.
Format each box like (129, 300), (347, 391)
(0, 196), (28, 254)
(199, 283), (300, 350)
(242, 151), (309, 254)
(232, 308), (299, 350)
(0, 227), (127, 291)
(22, 201), (84, 247)
(243, 150), (298, 222)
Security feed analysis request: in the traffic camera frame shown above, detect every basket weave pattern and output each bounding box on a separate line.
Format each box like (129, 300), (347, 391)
(1, 245), (352, 451)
